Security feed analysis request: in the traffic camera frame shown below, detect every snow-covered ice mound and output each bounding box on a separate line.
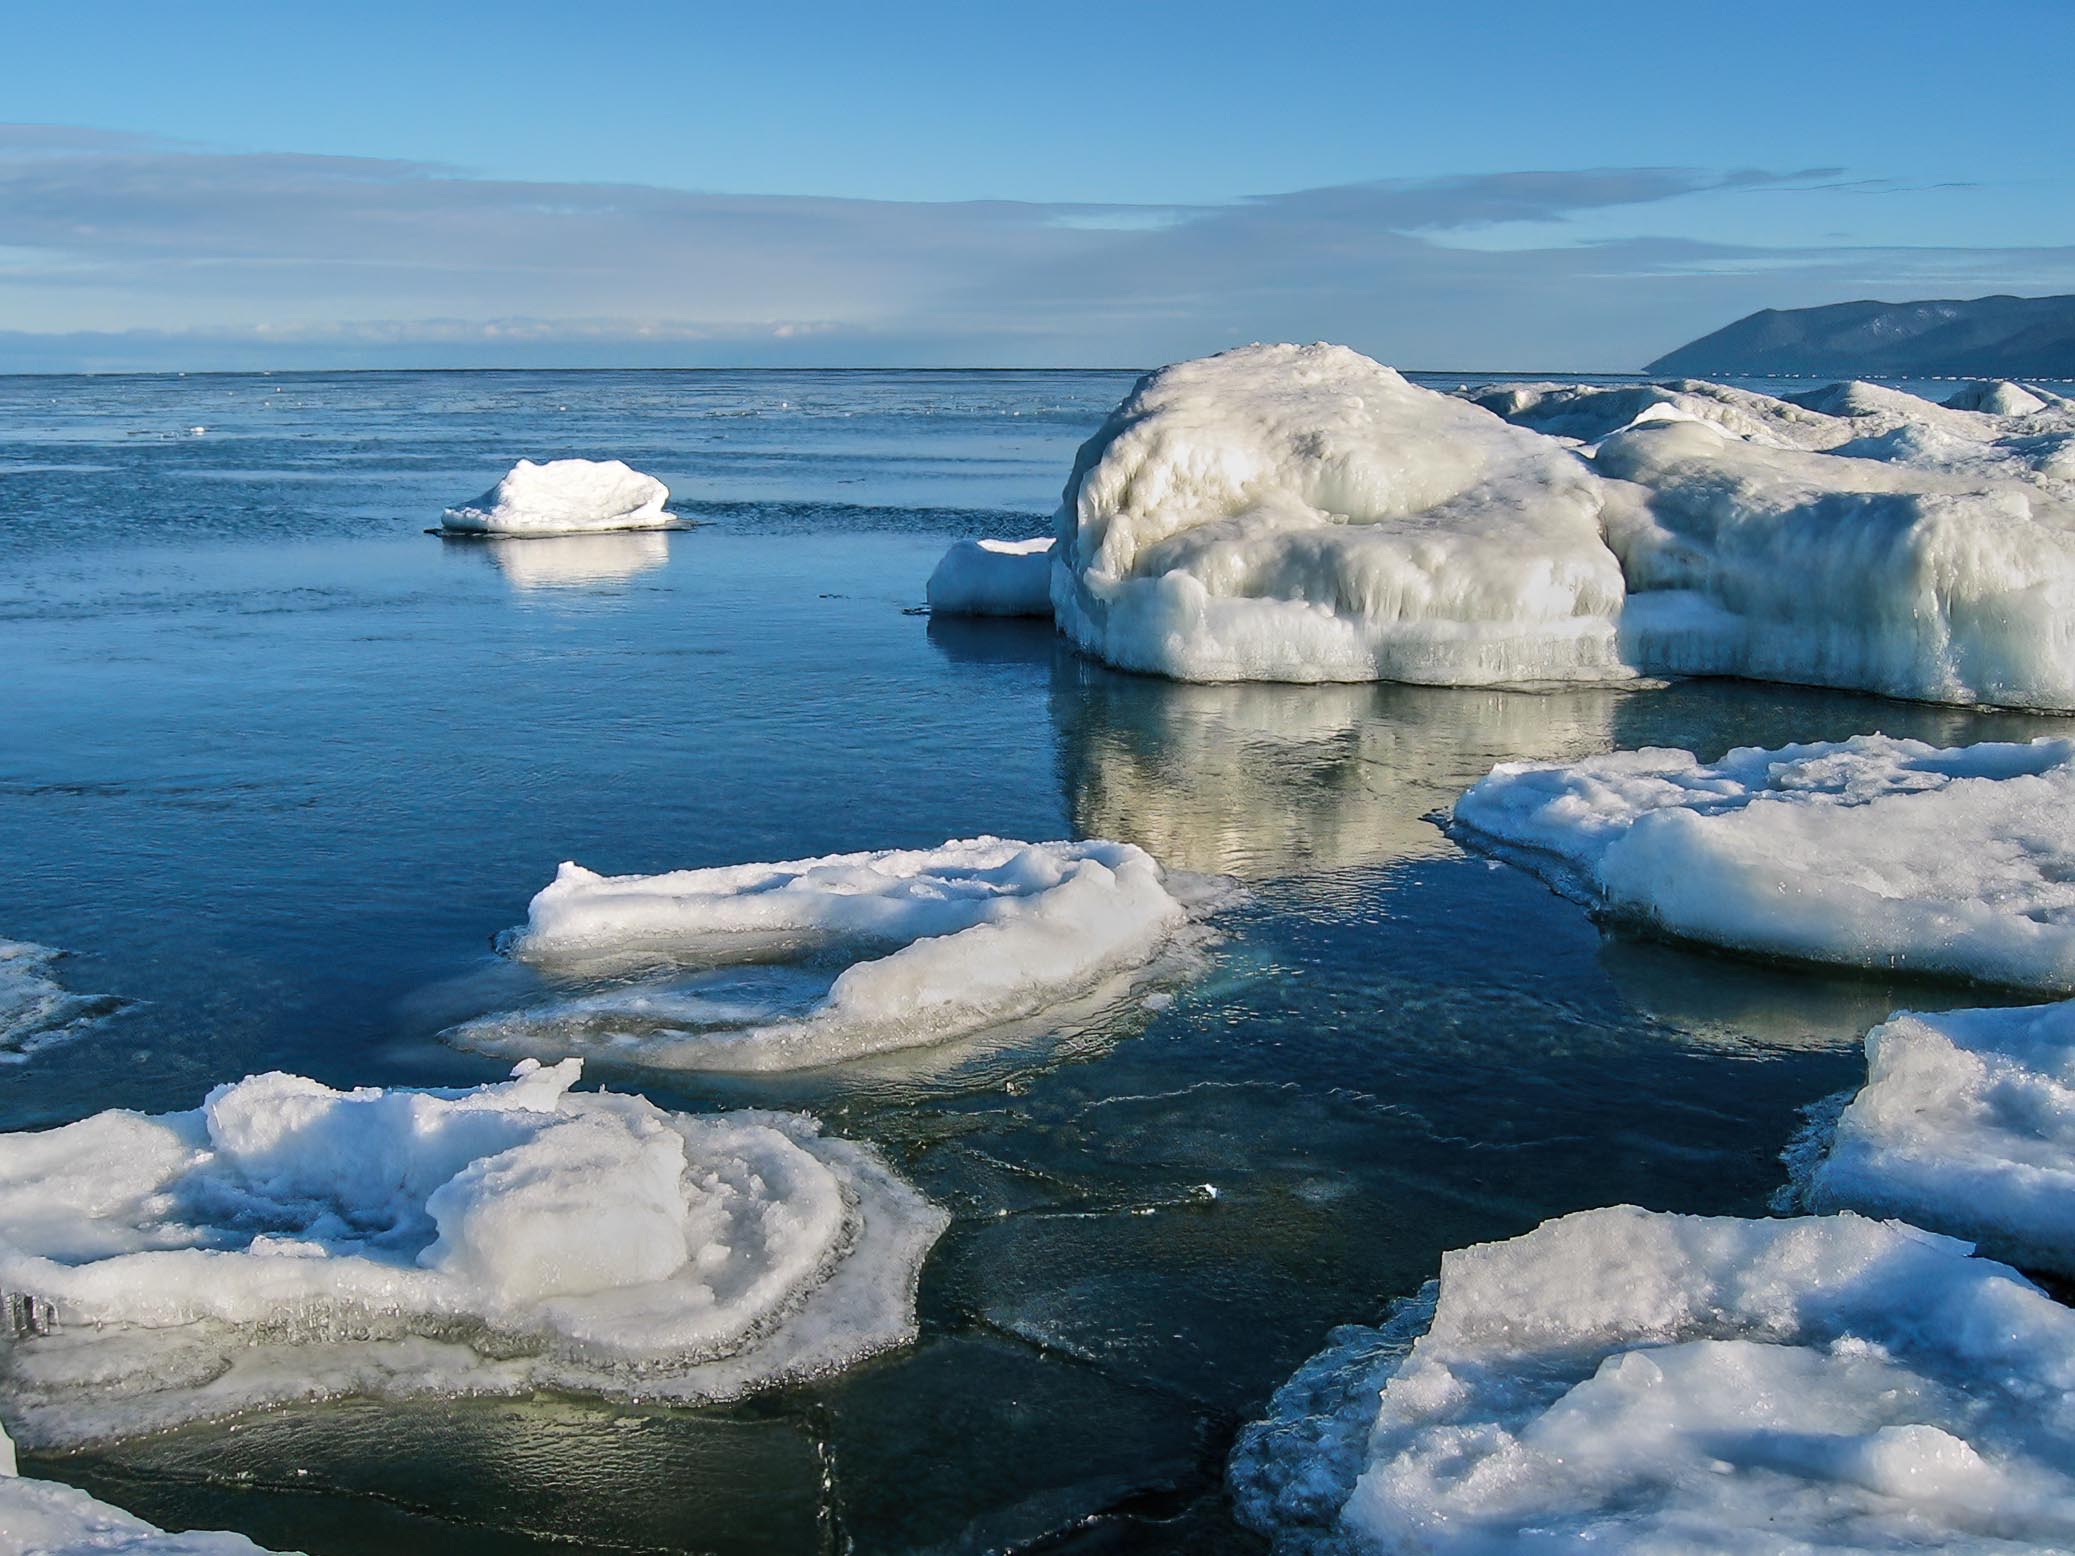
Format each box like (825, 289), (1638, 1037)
(1453, 734), (2075, 990)
(439, 458), (676, 536)
(1599, 417), (2075, 708)
(1465, 378), (1847, 450)
(1232, 1206), (2075, 1554)
(1800, 1001), (2075, 1276)
(1051, 344), (1630, 685)
(926, 536), (1055, 617)
(1045, 348), (2075, 701)
(0, 940), (123, 1064)
(1947, 380), (2054, 417)
(0, 1059), (945, 1445)
(0, 1419), (278, 1553)
(454, 837), (1203, 1072)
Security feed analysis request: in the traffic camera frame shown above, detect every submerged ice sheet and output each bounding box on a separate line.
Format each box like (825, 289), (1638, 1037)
(0, 1060), (945, 1445)
(1050, 344), (1631, 685)
(1453, 734), (2075, 991)
(926, 536), (1055, 616)
(1803, 1001), (2075, 1275)
(439, 458), (676, 536)
(0, 940), (122, 1064)
(0, 1420), (276, 1554)
(457, 837), (1199, 1071)
(1233, 1206), (2075, 1554)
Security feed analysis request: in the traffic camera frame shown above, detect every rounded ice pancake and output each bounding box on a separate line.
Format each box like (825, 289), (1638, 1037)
(1798, 1000), (2075, 1276)
(438, 457), (678, 536)
(451, 836), (1206, 1073)
(1050, 343), (1632, 686)
(925, 535), (1055, 617)
(1232, 1207), (2075, 1554)
(1452, 733), (2075, 992)
(0, 1060), (947, 1447)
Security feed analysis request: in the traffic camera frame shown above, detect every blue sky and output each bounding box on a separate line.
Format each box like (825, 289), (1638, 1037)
(4, 0), (2072, 370)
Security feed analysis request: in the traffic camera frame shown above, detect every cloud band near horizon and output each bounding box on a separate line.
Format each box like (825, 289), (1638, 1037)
(3, 125), (2072, 373)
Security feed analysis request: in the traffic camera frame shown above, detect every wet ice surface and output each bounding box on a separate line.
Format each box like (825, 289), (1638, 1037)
(3, 369), (2070, 1554)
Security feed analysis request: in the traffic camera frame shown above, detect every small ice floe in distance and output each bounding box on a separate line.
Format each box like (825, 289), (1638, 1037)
(0, 1058), (945, 1445)
(1452, 734), (2075, 991)
(1231, 1205), (2075, 1554)
(0, 1416), (279, 1553)
(0, 939), (124, 1065)
(453, 837), (1209, 1072)
(925, 536), (1055, 617)
(1795, 1000), (2075, 1276)
(438, 458), (677, 536)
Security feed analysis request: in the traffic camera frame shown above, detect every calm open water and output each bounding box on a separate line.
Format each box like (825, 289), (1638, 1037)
(0, 368), (2062, 1554)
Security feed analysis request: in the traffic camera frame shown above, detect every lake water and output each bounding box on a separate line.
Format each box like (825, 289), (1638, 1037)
(1, 369), (2062, 1553)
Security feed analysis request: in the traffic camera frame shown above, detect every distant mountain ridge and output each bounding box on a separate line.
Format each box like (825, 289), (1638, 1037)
(1648, 294), (2075, 378)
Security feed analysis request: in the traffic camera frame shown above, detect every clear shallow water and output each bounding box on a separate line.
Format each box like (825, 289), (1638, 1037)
(1, 370), (2066, 1554)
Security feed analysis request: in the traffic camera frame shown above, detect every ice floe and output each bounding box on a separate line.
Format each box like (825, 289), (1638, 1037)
(1232, 1206), (2075, 1553)
(439, 458), (676, 536)
(0, 940), (123, 1064)
(1799, 1001), (2075, 1276)
(926, 536), (1055, 617)
(1945, 380), (2054, 417)
(1452, 733), (2075, 990)
(1050, 344), (1631, 685)
(452, 837), (1206, 1072)
(1036, 345), (2075, 707)
(0, 1418), (278, 1553)
(1599, 417), (2075, 709)
(0, 1059), (945, 1445)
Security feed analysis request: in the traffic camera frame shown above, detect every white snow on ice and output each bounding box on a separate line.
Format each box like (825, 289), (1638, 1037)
(1598, 417), (2075, 710)
(454, 838), (1200, 1072)
(926, 536), (1055, 617)
(1037, 346), (2075, 707)
(1049, 344), (1631, 685)
(1452, 734), (2075, 991)
(1803, 1000), (2075, 1276)
(439, 458), (676, 536)
(0, 1059), (945, 1445)
(0, 940), (122, 1065)
(1233, 1206), (2075, 1554)
(1945, 381), (2054, 418)
(0, 1418), (278, 1554)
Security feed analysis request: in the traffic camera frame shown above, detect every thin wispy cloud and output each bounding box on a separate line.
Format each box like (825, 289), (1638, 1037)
(0, 126), (2068, 371)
